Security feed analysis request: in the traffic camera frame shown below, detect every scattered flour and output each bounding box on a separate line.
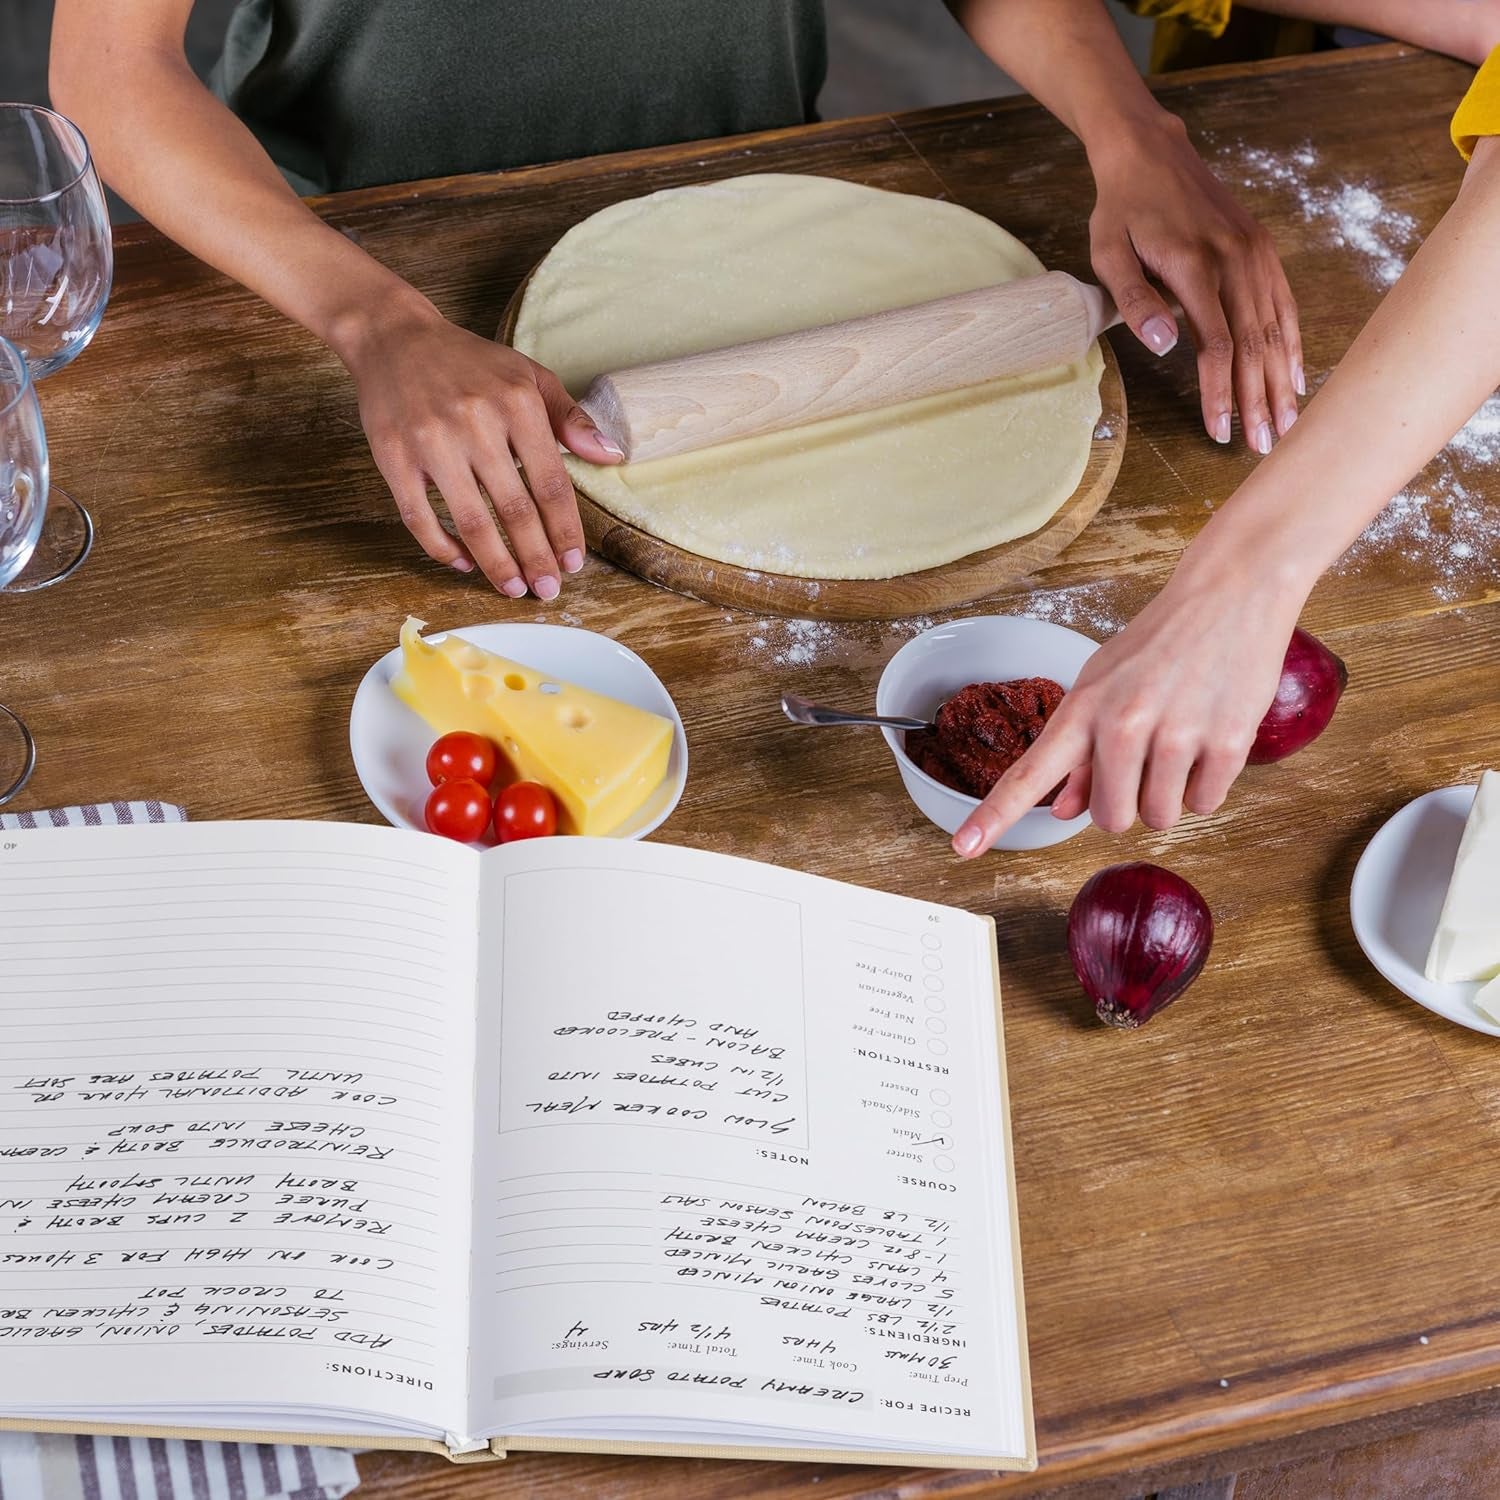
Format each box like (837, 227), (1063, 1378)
(741, 613), (939, 669)
(752, 618), (840, 667)
(739, 587), (1124, 670)
(1220, 140), (1419, 287)
(1338, 396), (1500, 602)
(1447, 395), (1500, 467)
(1015, 579), (1127, 636)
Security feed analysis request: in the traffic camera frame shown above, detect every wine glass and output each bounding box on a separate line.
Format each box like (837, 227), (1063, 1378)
(0, 334), (47, 803)
(0, 103), (110, 592)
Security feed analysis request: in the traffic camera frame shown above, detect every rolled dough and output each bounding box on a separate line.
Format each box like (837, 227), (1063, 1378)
(511, 173), (1104, 581)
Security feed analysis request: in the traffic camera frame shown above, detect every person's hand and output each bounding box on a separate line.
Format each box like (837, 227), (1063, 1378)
(342, 300), (621, 599)
(951, 571), (1301, 856)
(1087, 110), (1304, 455)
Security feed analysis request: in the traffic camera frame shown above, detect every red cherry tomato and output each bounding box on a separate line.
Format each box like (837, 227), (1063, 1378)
(494, 781), (559, 843)
(426, 732), (499, 788)
(424, 779), (492, 842)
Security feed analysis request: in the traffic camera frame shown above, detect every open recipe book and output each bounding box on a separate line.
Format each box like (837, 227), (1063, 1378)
(0, 821), (1033, 1470)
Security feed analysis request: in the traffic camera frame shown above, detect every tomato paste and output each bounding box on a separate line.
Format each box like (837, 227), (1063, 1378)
(904, 678), (1065, 800)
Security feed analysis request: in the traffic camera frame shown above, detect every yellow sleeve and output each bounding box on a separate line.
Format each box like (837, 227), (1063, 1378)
(1118, 0), (1231, 37)
(1453, 46), (1500, 160)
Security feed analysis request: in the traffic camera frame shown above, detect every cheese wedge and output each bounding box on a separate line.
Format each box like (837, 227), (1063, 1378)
(1425, 770), (1500, 983)
(392, 617), (673, 836)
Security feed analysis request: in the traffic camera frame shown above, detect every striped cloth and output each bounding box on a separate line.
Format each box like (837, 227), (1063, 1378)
(0, 1434), (358, 1500)
(0, 800), (362, 1500)
(0, 800), (187, 830)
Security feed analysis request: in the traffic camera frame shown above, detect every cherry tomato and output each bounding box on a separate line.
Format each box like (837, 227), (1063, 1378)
(424, 779), (492, 842)
(494, 781), (559, 843)
(426, 732), (499, 788)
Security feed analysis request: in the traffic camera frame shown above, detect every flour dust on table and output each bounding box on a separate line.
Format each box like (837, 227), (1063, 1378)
(1213, 137), (1420, 287)
(1338, 391), (1500, 603)
(733, 580), (1128, 672)
(511, 174), (1104, 581)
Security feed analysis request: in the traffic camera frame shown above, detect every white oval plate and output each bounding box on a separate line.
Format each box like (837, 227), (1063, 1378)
(1349, 783), (1496, 1037)
(350, 622), (688, 845)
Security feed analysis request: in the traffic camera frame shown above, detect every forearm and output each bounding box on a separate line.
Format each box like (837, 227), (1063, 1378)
(1175, 138), (1500, 603)
(49, 10), (434, 361)
(945, 0), (1174, 153)
(1242, 0), (1500, 64)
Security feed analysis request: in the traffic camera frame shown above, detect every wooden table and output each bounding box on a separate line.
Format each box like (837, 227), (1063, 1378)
(17, 40), (1500, 1500)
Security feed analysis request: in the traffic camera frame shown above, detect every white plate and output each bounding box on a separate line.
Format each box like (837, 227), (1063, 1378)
(350, 622), (688, 845)
(1349, 783), (1496, 1036)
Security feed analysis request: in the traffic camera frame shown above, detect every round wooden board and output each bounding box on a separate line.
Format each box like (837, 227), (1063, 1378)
(499, 271), (1126, 622)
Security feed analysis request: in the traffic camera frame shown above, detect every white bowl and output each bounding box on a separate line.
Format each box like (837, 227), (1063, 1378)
(350, 622), (688, 845)
(876, 615), (1099, 851)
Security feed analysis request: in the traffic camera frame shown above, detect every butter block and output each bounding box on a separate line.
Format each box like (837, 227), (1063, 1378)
(1475, 974), (1500, 1027)
(1425, 770), (1500, 983)
(392, 617), (673, 836)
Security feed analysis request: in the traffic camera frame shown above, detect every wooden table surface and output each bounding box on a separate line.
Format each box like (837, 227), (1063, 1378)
(15, 40), (1500, 1500)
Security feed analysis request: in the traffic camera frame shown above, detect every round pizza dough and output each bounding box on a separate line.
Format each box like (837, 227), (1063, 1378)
(511, 173), (1104, 581)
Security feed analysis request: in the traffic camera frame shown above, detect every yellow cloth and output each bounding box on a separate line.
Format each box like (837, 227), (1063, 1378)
(1453, 46), (1500, 158)
(1123, 0), (1230, 35)
(1121, 2), (1313, 73)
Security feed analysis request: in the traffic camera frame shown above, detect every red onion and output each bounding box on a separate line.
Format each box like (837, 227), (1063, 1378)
(1067, 863), (1213, 1028)
(1249, 627), (1348, 764)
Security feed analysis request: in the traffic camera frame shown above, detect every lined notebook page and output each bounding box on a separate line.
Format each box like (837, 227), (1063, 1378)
(0, 821), (477, 1436)
(467, 839), (1025, 1460)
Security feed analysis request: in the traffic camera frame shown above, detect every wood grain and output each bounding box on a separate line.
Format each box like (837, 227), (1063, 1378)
(15, 39), (1500, 1500)
(500, 276), (1127, 620)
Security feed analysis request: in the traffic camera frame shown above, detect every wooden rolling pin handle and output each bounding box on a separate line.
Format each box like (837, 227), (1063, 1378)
(579, 271), (1119, 464)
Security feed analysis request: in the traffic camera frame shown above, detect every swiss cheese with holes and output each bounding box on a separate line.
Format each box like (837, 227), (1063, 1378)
(392, 617), (673, 836)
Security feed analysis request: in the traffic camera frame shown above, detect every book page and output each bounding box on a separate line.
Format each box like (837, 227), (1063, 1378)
(467, 839), (1025, 1459)
(0, 821), (476, 1438)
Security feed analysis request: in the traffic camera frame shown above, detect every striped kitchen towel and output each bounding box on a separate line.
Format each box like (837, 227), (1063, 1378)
(0, 1433), (359, 1499)
(0, 800), (187, 830)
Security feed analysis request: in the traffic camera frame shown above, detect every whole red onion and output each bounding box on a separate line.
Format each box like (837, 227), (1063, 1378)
(1249, 627), (1348, 764)
(1067, 863), (1213, 1028)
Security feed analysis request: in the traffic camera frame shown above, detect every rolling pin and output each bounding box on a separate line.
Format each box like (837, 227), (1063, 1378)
(579, 271), (1119, 464)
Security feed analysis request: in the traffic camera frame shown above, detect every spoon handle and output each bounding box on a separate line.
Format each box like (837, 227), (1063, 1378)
(781, 693), (931, 732)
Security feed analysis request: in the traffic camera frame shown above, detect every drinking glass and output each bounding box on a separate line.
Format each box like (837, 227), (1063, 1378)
(0, 103), (110, 591)
(0, 335), (48, 803)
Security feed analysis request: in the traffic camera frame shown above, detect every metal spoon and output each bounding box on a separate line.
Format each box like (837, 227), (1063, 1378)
(780, 692), (933, 732)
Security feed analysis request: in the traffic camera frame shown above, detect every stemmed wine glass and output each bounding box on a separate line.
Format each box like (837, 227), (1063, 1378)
(0, 103), (111, 591)
(0, 335), (48, 803)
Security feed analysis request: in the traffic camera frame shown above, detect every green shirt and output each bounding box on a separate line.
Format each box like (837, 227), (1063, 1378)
(211, 1), (828, 194)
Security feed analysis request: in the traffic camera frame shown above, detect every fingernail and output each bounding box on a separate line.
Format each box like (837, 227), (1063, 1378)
(561, 548), (584, 574)
(1279, 405), (1299, 435)
(451, 557), (474, 573)
(1214, 413), (1232, 445)
(501, 577), (528, 598)
(595, 433), (625, 459)
(1293, 363), (1306, 396)
(533, 574), (560, 601)
(952, 824), (983, 857)
(1254, 422), (1273, 456)
(1141, 316), (1178, 356)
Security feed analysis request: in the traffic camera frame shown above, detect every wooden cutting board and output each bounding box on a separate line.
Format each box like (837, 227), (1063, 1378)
(498, 272), (1126, 622)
